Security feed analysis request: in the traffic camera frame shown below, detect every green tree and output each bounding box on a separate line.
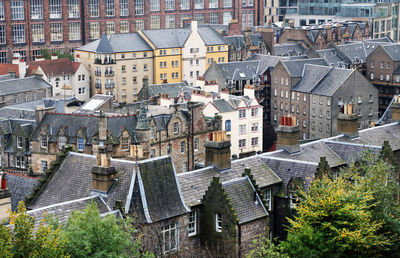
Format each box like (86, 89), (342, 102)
(0, 201), (67, 258)
(62, 202), (150, 258)
(281, 174), (391, 257)
(246, 237), (288, 258)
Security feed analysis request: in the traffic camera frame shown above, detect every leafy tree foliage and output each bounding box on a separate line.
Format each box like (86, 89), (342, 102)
(39, 49), (74, 61)
(0, 201), (67, 258)
(246, 237), (288, 258)
(61, 202), (151, 258)
(280, 152), (400, 257)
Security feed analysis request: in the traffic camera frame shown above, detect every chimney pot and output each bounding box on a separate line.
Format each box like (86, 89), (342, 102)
(205, 131), (231, 171)
(276, 117), (300, 154)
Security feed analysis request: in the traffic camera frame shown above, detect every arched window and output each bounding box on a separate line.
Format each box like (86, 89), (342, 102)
(225, 120), (231, 131)
(55, 78), (60, 87)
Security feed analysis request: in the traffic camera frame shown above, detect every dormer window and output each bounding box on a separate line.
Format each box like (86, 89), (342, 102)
(216, 213), (222, 232)
(77, 137), (84, 151)
(58, 136), (66, 149)
(17, 136), (23, 148)
(41, 135), (48, 148)
(121, 137), (129, 151)
(173, 122), (179, 134)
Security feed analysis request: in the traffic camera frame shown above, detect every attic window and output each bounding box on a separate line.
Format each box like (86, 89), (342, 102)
(239, 72), (246, 78)
(41, 135), (48, 148)
(58, 136), (66, 149)
(215, 213), (222, 232)
(121, 137), (129, 151)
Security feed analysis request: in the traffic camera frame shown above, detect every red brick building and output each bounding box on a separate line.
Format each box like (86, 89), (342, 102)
(0, 0), (260, 63)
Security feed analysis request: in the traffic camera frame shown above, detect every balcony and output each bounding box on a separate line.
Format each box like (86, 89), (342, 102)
(95, 71), (101, 76)
(105, 71), (114, 77)
(95, 83), (102, 89)
(104, 59), (115, 64)
(94, 58), (102, 64)
(105, 82), (115, 89)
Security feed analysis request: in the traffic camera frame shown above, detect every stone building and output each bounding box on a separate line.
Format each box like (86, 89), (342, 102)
(29, 102), (220, 174)
(366, 43), (400, 116)
(271, 59), (378, 139)
(0, 75), (52, 108)
(278, 22), (370, 50)
(26, 56), (90, 101)
(21, 106), (400, 254)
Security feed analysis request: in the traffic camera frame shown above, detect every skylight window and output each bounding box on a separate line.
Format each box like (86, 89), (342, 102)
(239, 72), (246, 78)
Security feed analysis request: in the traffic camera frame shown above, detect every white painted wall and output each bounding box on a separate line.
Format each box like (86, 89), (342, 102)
(182, 21), (207, 86)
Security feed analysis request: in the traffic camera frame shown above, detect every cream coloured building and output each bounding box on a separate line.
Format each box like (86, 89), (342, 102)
(75, 33), (154, 104)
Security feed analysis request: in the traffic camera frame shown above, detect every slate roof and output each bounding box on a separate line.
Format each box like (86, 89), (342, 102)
(210, 98), (235, 113)
(133, 156), (189, 223)
(178, 155), (282, 207)
(26, 58), (81, 77)
(381, 44), (400, 61)
(336, 42), (367, 63)
(29, 153), (189, 224)
(77, 33), (152, 53)
(138, 82), (189, 100)
(265, 140), (347, 168)
(30, 113), (139, 144)
(27, 195), (115, 231)
(317, 48), (347, 66)
(217, 60), (262, 81)
(260, 157), (317, 195)
(247, 54), (287, 73)
(0, 99), (69, 120)
(224, 33), (265, 51)
(332, 122), (400, 151)
(4, 173), (40, 211)
(222, 177), (268, 224)
(0, 76), (51, 96)
(310, 67), (353, 96)
(198, 26), (227, 46)
(142, 29), (191, 48)
(324, 141), (381, 164)
(292, 64), (332, 93)
(282, 58), (328, 78)
(274, 43), (305, 56)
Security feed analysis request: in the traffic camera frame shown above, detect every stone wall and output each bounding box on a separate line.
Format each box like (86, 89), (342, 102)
(239, 218), (268, 256)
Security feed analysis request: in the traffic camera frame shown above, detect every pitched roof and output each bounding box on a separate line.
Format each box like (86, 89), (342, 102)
(178, 155), (282, 207)
(217, 60), (262, 81)
(31, 113), (139, 144)
(247, 54), (287, 73)
(27, 58), (82, 77)
(132, 156), (189, 223)
(381, 44), (400, 61)
(282, 58), (328, 78)
(4, 172), (40, 211)
(27, 195), (114, 231)
(274, 43), (305, 56)
(210, 98), (235, 113)
(197, 26), (227, 46)
(0, 76), (51, 96)
(222, 177), (268, 224)
(310, 67), (353, 96)
(138, 82), (189, 100)
(77, 33), (152, 53)
(292, 64), (332, 93)
(141, 29), (191, 48)
(29, 153), (189, 223)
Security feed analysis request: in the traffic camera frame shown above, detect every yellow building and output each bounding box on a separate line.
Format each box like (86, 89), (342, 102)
(75, 33), (153, 104)
(139, 23), (228, 85)
(206, 44), (229, 70)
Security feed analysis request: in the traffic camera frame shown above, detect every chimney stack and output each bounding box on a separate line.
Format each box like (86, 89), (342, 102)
(391, 95), (400, 122)
(98, 110), (107, 143)
(35, 105), (55, 124)
(276, 115), (300, 154)
(337, 103), (358, 138)
(91, 154), (116, 193)
(205, 131), (231, 171)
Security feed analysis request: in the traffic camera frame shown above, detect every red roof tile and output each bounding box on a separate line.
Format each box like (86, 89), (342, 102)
(26, 58), (80, 77)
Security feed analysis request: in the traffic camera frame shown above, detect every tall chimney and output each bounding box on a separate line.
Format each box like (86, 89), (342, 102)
(276, 115), (300, 154)
(337, 103), (358, 138)
(91, 154), (116, 193)
(98, 110), (107, 142)
(205, 131), (231, 170)
(391, 95), (400, 122)
(35, 105), (55, 124)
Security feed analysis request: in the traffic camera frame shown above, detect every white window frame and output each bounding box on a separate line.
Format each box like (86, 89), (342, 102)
(31, 0), (43, 19)
(41, 160), (48, 173)
(161, 222), (178, 253)
(120, 0), (129, 16)
(105, 0), (115, 16)
(121, 137), (129, 151)
(31, 23), (45, 43)
(165, 0), (175, 11)
(265, 189), (272, 211)
(49, 0), (62, 19)
(11, 1), (24, 20)
(180, 141), (185, 153)
(188, 211), (197, 237)
(50, 23), (63, 42)
(150, 0), (160, 11)
(41, 135), (48, 148)
(77, 137), (84, 151)
(216, 213), (222, 232)
(134, 0), (144, 15)
(89, 0), (99, 17)
(12, 24), (26, 44)
(58, 136), (66, 149)
(68, 22), (81, 41)
(17, 136), (23, 148)
(68, 0), (80, 18)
